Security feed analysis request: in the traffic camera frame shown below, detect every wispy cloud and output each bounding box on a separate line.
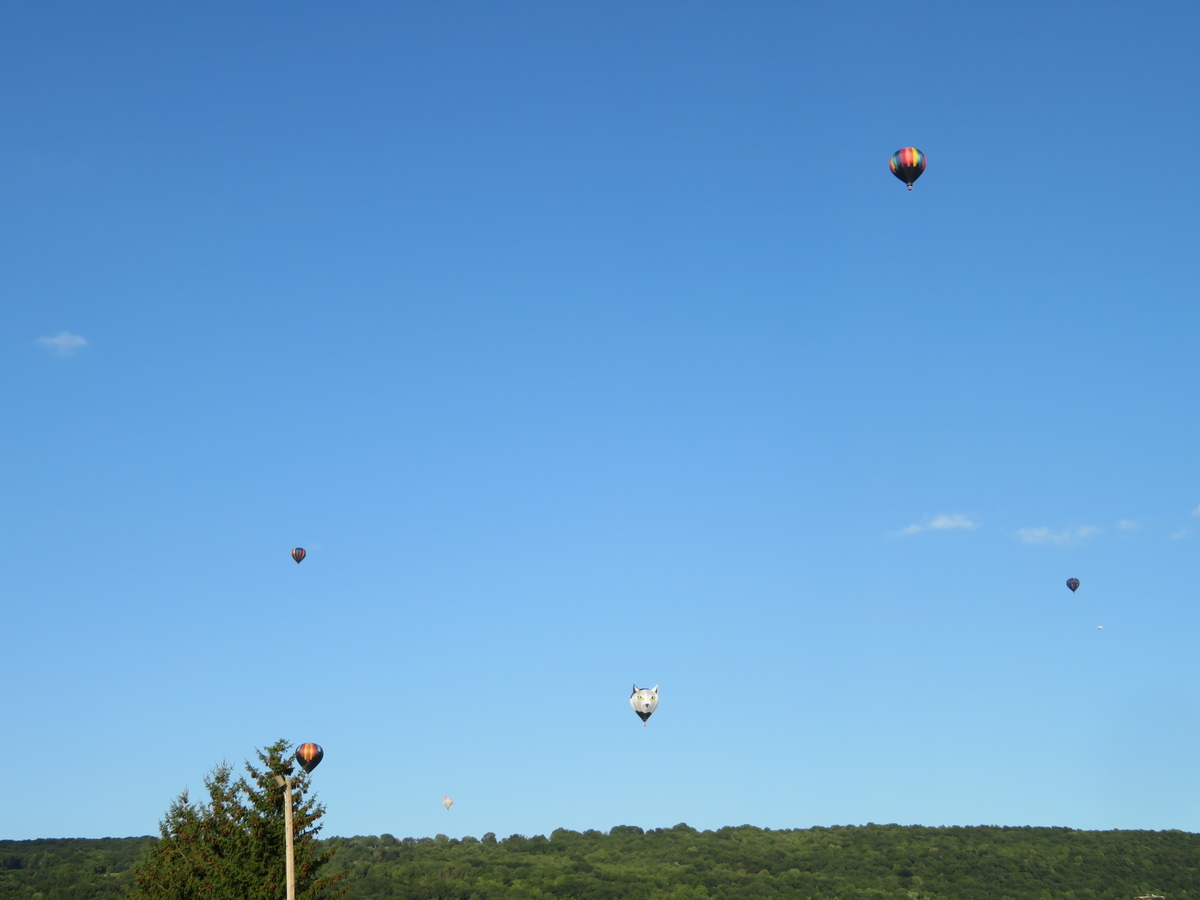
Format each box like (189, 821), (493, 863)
(1016, 525), (1100, 545)
(1193, 505), (1200, 517)
(930, 514), (975, 530)
(895, 513), (977, 536)
(1172, 529), (1191, 540)
(1117, 519), (1139, 530)
(37, 331), (87, 356)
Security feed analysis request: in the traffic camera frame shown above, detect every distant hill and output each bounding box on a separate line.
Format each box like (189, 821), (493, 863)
(0, 836), (151, 899)
(3, 824), (1198, 900)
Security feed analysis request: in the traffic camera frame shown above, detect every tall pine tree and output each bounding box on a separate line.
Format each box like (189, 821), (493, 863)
(132, 739), (345, 900)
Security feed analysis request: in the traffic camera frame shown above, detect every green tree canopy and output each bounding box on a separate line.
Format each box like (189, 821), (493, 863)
(130, 739), (345, 900)
(324, 823), (1200, 900)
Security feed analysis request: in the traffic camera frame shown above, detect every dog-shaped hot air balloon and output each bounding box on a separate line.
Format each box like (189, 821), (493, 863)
(630, 685), (658, 726)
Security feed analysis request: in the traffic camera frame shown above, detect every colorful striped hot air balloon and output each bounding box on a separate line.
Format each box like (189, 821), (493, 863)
(295, 742), (323, 773)
(889, 147), (926, 190)
(291, 548), (306, 564)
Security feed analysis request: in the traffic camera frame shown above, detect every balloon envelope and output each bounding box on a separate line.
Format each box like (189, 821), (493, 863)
(1066, 578), (1080, 592)
(443, 795), (454, 810)
(292, 548), (306, 564)
(295, 742), (323, 773)
(630, 684), (659, 724)
(889, 147), (927, 190)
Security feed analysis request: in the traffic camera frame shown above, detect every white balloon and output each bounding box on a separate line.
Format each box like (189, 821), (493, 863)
(630, 684), (659, 725)
(443, 795), (454, 810)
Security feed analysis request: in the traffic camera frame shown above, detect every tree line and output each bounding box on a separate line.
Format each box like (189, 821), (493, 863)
(325, 822), (1200, 900)
(4, 823), (1197, 900)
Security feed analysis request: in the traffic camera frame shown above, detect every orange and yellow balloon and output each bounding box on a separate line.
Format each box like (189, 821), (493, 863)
(295, 742), (323, 773)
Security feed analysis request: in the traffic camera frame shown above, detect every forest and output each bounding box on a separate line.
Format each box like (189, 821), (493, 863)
(2, 824), (1199, 900)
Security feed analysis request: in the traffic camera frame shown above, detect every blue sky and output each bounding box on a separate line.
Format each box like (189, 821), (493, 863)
(3, 1), (1200, 841)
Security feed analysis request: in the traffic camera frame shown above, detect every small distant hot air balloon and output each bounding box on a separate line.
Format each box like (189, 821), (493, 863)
(630, 685), (659, 726)
(1097, 625), (1104, 630)
(443, 795), (454, 810)
(295, 742), (323, 773)
(291, 548), (306, 564)
(889, 147), (927, 190)
(1066, 578), (1080, 592)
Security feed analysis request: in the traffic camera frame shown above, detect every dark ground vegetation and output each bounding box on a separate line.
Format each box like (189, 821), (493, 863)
(2, 823), (1197, 900)
(0, 837), (150, 900)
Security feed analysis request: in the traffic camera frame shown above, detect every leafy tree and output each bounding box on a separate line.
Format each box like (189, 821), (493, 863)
(320, 823), (1200, 900)
(129, 739), (345, 900)
(5, 824), (1200, 900)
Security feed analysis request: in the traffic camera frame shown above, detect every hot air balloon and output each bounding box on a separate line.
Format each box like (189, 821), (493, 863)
(889, 148), (926, 190)
(443, 795), (454, 810)
(630, 685), (658, 726)
(1066, 578), (1080, 592)
(295, 742), (323, 773)
(291, 548), (306, 564)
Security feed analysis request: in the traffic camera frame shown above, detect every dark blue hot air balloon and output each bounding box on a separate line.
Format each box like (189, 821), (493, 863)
(295, 743), (323, 773)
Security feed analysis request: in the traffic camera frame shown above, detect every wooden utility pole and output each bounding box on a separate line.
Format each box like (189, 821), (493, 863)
(276, 774), (296, 900)
(284, 776), (296, 900)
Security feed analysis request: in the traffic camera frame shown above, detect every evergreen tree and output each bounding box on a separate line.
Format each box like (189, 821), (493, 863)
(130, 739), (345, 900)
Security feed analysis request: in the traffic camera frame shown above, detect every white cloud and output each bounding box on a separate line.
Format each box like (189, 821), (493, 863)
(1016, 525), (1100, 545)
(37, 331), (87, 355)
(1172, 529), (1191, 540)
(1016, 527), (1062, 545)
(1193, 505), (1200, 517)
(1117, 519), (1139, 530)
(895, 514), (976, 536)
(930, 514), (976, 530)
